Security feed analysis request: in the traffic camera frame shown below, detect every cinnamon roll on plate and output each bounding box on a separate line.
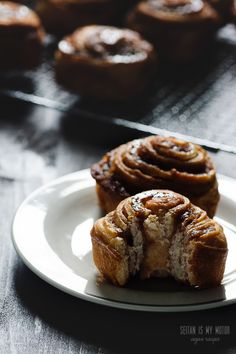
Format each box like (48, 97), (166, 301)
(0, 1), (44, 69)
(91, 190), (227, 287)
(55, 25), (157, 101)
(91, 135), (219, 218)
(127, 0), (221, 63)
(36, 0), (130, 35)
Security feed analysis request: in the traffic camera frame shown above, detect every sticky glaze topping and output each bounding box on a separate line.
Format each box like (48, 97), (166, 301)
(59, 26), (153, 63)
(148, 0), (203, 14)
(0, 2), (30, 21)
(91, 135), (216, 198)
(131, 190), (186, 213)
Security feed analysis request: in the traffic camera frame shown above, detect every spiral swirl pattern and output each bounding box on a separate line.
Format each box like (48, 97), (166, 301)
(148, 0), (203, 15)
(91, 135), (219, 217)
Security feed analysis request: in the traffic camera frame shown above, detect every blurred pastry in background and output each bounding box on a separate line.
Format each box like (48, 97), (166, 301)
(91, 135), (219, 217)
(55, 25), (157, 101)
(229, 0), (236, 22)
(36, 0), (130, 36)
(0, 1), (44, 69)
(127, 0), (221, 63)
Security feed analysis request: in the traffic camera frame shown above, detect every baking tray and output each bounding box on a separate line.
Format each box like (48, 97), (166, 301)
(1, 3), (236, 153)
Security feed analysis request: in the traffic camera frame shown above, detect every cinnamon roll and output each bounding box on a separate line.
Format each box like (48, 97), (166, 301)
(0, 1), (44, 69)
(36, 0), (129, 35)
(91, 135), (219, 218)
(91, 190), (227, 287)
(55, 25), (157, 101)
(127, 0), (221, 63)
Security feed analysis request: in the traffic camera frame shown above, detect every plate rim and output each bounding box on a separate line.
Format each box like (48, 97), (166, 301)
(11, 169), (236, 312)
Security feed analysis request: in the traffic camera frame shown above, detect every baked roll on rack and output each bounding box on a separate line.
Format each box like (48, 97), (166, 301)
(55, 25), (157, 101)
(91, 190), (227, 287)
(127, 0), (221, 63)
(36, 0), (131, 35)
(0, 1), (44, 69)
(91, 135), (220, 217)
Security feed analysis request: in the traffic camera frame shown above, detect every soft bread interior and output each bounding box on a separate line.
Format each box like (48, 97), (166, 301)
(140, 213), (174, 278)
(91, 191), (227, 287)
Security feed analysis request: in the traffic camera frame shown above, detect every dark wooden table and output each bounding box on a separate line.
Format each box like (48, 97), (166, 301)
(0, 98), (235, 354)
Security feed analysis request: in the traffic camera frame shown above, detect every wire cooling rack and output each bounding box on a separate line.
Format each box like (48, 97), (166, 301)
(1, 12), (236, 153)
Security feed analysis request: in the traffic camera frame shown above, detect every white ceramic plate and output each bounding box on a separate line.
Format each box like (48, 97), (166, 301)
(12, 169), (236, 312)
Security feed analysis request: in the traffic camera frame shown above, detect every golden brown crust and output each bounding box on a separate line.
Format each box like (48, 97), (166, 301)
(96, 184), (124, 215)
(36, 0), (131, 35)
(127, 0), (221, 63)
(55, 25), (157, 100)
(190, 180), (219, 218)
(177, 204), (227, 287)
(0, 1), (44, 69)
(91, 135), (220, 217)
(91, 190), (228, 288)
(188, 242), (227, 287)
(91, 235), (129, 286)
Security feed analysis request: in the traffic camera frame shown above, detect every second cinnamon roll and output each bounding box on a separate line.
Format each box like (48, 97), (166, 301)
(55, 25), (157, 101)
(36, 0), (134, 35)
(0, 1), (44, 69)
(91, 135), (220, 218)
(127, 0), (221, 63)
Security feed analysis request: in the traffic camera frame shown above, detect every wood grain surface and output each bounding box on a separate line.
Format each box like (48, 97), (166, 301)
(0, 99), (235, 354)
